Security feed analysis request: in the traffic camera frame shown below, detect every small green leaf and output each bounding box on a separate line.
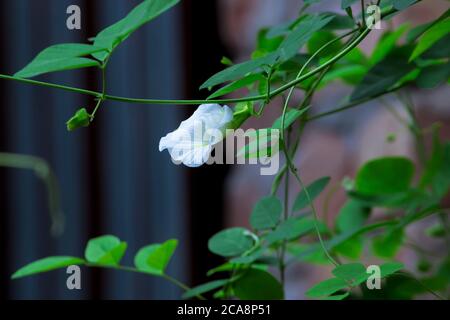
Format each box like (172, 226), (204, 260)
(233, 269), (284, 300)
(332, 263), (368, 284)
(380, 262), (404, 277)
(221, 56), (233, 66)
(336, 200), (371, 233)
(306, 277), (348, 298)
(208, 228), (254, 257)
(15, 43), (104, 78)
(265, 217), (316, 244)
(355, 157), (414, 195)
(334, 235), (364, 260)
(370, 24), (409, 65)
(416, 61), (450, 89)
(207, 74), (264, 99)
(85, 235), (127, 266)
(236, 129), (280, 160)
(351, 48), (415, 101)
(292, 176), (330, 212)
(12, 256), (85, 279)
(322, 292), (350, 300)
(66, 108), (91, 131)
(410, 17), (450, 61)
(272, 108), (309, 130)
(277, 14), (334, 61)
(182, 279), (229, 299)
(250, 196), (282, 230)
(134, 239), (178, 275)
(92, 0), (181, 61)
(200, 54), (277, 90)
(372, 229), (404, 258)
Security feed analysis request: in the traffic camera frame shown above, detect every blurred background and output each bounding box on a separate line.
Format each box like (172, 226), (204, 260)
(0, 0), (449, 299)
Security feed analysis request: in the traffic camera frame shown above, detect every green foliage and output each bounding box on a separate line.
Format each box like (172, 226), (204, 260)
(134, 239), (178, 275)
(265, 217), (316, 244)
(208, 228), (255, 257)
(336, 200), (371, 232)
(85, 235), (127, 266)
(66, 108), (91, 131)
(15, 44), (105, 78)
(292, 176), (330, 211)
(250, 196), (282, 230)
(12, 256), (84, 279)
(351, 48), (416, 101)
(410, 16), (450, 61)
(6, 0), (450, 301)
(92, 0), (181, 61)
(232, 268), (284, 300)
(182, 279), (229, 299)
(272, 108), (309, 130)
(355, 157), (414, 195)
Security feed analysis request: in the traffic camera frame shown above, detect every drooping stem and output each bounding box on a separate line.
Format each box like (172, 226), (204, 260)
(0, 27), (369, 107)
(87, 263), (206, 300)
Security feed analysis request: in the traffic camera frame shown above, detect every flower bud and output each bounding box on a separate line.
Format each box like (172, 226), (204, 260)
(66, 108), (91, 131)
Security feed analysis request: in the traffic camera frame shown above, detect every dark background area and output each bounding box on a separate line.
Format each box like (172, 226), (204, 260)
(0, 0), (229, 299)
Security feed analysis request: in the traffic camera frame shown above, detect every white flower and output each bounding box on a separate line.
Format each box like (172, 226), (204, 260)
(159, 104), (233, 167)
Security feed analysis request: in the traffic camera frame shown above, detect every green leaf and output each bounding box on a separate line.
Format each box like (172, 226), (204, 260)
(372, 229), (404, 258)
(332, 263), (368, 284)
(84, 235), (127, 266)
(420, 140), (450, 198)
(277, 14), (335, 61)
(306, 277), (348, 298)
(370, 24), (409, 65)
(351, 49), (415, 101)
(233, 269), (284, 300)
(355, 157), (414, 195)
(407, 9), (450, 42)
(66, 108), (91, 131)
(92, 0), (180, 61)
(416, 61), (450, 89)
(320, 64), (367, 87)
(200, 54), (277, 90)
(292, 176), (330, 211)
(182, 279), (229, 299)
(272, 107), (309, 130)
(208, 228), (254, 257)
(380, 262), (404, 277)
(250, 196), (282, 230)
(12, 256), (85, 279)
(323, 13), (355, 30)
(410, 17), (450, 61)
(307, 31), (342, 58)
(236, 129), (280, 160)
(207, 74), (264, 99)
(336, 200), (371, 232)
(15, 43), (104, 78)
(134, 239), (178, 275)
(265, 217), (316, 244)
(221, 56), (233, 66)
(393, 0), (416, 11)
(201, 14), (334, 90)
(322, 292), (350, 300)
(334, 235), (364, 260)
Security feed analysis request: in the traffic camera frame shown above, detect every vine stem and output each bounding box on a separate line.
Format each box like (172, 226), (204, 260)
(0, 27), (370, 107)
(86, 263), (206, 300)
(276, 29), (358, 278)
